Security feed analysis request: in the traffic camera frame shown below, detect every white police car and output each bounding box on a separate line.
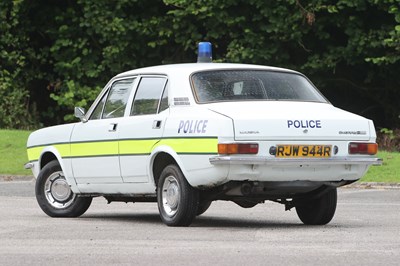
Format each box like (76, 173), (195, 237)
(26, 42), (382, 226)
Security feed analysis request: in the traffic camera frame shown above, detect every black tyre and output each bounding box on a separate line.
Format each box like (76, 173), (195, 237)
(157, 164), (199, 226)
(197, 200), (212, 216)
(296, 187), (337, 225)
(35, 160), (92, 217)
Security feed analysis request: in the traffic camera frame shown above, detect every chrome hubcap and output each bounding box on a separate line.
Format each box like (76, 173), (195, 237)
(162, 175), (180, 217)
(44, 171), (75, 209)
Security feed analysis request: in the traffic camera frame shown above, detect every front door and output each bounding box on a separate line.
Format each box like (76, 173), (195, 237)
(70, 78), (136, 184)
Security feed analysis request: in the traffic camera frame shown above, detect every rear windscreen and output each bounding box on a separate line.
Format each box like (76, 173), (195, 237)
(191, 70), (327, 103)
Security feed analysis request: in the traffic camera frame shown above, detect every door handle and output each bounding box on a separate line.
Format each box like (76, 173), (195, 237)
(153, 120), (162, 129)
(109, 123), (118, 132)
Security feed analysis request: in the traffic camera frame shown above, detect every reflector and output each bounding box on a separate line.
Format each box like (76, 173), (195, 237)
(218, 143), (258, 155)
(348, 143), (378, 155)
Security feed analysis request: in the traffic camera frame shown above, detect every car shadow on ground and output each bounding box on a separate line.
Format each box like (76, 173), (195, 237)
(193, 216), (303, 228)
(79, 212), (345, 229)
(81, 212), (162, 225)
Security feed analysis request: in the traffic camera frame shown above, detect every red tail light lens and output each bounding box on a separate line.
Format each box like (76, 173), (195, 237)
(348, 142), (378, 155)
(218, 143), (259, 155)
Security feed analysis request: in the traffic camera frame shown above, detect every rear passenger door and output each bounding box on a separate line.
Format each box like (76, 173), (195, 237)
(118, 75), (168, 183)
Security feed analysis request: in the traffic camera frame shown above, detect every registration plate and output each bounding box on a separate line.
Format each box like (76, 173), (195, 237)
(276, 145), (332, 158)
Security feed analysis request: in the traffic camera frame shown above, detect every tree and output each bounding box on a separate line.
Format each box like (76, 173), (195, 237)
(159, 0), (400, 127)
(1, 0), (399, 128)
(0, 1), (37, 129)
(31, 0), (169, 122)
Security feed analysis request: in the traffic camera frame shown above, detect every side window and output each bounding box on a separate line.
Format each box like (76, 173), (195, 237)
(90, 92), (107, 120)
(131, 77), (167, 116)
(102, 78), (135, 119)
(159, 84), (169, 113)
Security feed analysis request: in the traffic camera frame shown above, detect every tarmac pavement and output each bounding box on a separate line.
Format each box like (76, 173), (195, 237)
(0, 181), (399, 266)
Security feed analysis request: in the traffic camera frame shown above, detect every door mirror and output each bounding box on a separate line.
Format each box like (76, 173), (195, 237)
(74, 107), (88, 123)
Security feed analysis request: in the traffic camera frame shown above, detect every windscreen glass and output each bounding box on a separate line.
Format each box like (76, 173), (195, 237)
(191, 70), (327, 103)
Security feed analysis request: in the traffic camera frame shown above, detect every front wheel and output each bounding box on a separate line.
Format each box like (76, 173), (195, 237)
(157, 164), (199, 226)
(35, 160), (92, 217)
(296, 187), (337, 225)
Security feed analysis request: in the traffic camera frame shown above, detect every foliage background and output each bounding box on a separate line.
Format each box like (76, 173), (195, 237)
(0, 0), (399, 130)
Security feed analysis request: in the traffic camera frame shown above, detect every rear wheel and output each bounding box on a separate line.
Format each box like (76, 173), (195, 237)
(296, 187), (337, 225)
(157, 164), (199, 226)
(35, 160), (92, 217)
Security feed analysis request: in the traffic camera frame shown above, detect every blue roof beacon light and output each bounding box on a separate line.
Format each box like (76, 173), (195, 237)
(197, 42), (212, 63)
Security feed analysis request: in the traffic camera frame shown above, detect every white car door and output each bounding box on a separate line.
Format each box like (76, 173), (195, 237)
(70, 78), (136, 184)
(118, 76), (168, 183)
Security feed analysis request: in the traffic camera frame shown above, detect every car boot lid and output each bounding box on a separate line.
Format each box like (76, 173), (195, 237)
(206, 101), (372, 141)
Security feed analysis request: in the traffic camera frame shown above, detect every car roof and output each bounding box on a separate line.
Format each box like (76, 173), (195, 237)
(115, 63), (299, 79)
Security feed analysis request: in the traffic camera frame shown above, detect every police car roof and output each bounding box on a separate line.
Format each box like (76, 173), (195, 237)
(115, 63), (299, 78)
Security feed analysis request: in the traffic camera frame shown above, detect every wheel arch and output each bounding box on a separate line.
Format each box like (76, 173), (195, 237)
(40, 151), (58, 169)
(150, 146), (190, 187)
(38, 147), (79, 193)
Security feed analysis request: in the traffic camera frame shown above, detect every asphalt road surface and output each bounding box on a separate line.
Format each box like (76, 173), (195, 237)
(0, 181), (399, 266)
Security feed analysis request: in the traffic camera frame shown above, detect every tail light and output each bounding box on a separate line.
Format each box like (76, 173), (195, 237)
(348, 142), (378, 155)
(218, 143), (259, 155)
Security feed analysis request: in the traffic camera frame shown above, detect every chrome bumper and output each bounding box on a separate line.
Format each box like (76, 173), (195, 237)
(209, 156), (383, 166)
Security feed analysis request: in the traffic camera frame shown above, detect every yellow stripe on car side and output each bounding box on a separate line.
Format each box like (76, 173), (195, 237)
(70, 141), (118, 157)
(56, 144), (71, 157)
(27, 143), (70, 162)
(27, 146), (44, 161)
(156, 138), (218, 154)
(27, 137), (218, 162)
(119, 139), (159, 155)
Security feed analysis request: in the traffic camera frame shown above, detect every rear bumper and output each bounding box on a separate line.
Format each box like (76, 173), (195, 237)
(209, 156), (383, 166)
(209, 155), (381, 183)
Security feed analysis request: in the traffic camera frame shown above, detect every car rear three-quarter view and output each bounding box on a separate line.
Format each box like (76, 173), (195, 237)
(26, 43), (382, 226)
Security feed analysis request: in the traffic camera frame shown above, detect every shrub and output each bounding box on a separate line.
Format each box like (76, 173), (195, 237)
(376, 128), (400, 152)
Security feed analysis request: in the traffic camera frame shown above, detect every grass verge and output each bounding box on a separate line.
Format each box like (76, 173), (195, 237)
(0, 129), (31, 176)
(0, 129), (399, 183)
(361, 151), (400, 183)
